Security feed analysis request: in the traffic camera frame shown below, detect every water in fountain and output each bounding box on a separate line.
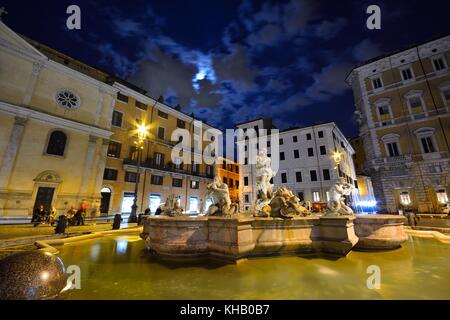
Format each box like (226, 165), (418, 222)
(351, 188), (377, 214)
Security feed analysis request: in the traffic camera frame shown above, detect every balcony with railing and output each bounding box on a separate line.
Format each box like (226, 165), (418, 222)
(367, 151), (449, 170)
(123, 157), (214, 179)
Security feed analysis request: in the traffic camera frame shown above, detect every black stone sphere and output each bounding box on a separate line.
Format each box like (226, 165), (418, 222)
(0, 250), (68, 300)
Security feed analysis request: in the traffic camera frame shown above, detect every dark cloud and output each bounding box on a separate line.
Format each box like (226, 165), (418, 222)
(310, 18), (348, 40)
(104, 0), (364, 132)
(352, 38), (382, 62)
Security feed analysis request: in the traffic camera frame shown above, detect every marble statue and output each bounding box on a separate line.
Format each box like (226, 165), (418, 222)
(269, 187), (310, 218)
(253, 148), (276, 216)
(255, 148), (275, 200)
(204, 176), (238, 216)
(326, 177), (355, 215)
(160, 194), (184, 217)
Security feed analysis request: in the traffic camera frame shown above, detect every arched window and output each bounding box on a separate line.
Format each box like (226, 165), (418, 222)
(46, 130), (67, 156)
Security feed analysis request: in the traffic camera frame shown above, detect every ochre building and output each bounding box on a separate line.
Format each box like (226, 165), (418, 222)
(346, 35), (450, 213)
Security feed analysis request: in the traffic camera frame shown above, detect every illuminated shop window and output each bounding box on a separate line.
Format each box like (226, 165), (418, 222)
(149, 194), (161, 213)
(189, 196), (199, 213)
(436, 189), (448, 204)
(400, 191), (411, 206)
(313, 191), (320, 202)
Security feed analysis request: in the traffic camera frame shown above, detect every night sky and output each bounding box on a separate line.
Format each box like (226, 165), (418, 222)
(2, 0), (450, 137)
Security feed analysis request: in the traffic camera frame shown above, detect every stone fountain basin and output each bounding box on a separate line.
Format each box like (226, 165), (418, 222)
(141, 214), (407, 261)
(353, 214), (408, 250)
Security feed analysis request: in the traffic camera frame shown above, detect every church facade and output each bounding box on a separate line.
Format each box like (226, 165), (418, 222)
(0, 21), (117, 217)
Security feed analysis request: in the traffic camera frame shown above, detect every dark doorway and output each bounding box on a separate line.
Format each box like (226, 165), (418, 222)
(34, 187), (55, 212)
(100, 188), (111, 214)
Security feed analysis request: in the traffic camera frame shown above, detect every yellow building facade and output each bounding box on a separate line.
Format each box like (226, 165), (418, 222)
(0, 21), (117, 217)
(217, 157), (240, 204)
(100, 82), (219, 215)
(347, 35), (450, 213)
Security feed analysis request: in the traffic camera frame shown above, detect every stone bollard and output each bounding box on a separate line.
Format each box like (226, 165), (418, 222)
(112, 214), (122, 230)
(55, 215), (68, 234)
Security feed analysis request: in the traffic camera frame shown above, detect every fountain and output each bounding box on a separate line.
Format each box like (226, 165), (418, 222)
(140, 149), (408, 261)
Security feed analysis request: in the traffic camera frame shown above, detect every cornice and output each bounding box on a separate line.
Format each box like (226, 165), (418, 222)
(0, 101), (113, 138)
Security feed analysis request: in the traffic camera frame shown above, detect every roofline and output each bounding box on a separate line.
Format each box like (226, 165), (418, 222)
(280, 121), (336, 133)
(113, 82), (222, 132)
(15, 24), (222, 132)
(345, 33), (450, 83)
(234, 117), (273, 127)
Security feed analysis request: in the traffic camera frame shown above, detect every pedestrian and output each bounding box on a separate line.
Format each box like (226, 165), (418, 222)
(66, 205), (76, 226)
(155, 206), (162, 216)
(75, 205), (85, 226)
(48, 205), (57, 226)
(406, 211), (417, 227)
(31, 204), (45, 225)
(144, 208), (151, 215)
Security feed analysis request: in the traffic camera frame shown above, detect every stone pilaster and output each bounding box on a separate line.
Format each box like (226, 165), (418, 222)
(93, 138), (109, 195)
(22, 61), (43, 106)
(94, 89), (106, 126)
(78, 135), (98, 195)
(0, 116), (28, 190)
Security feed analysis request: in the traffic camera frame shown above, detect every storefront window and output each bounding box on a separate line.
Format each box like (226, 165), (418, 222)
(313, 191), (320, 202)
(436, 189), (448, 204)
(400, 191), (411, 206)
(189, 196), (199, 213)
(121, 192), (135, 213)
(149, 194), (161, 213)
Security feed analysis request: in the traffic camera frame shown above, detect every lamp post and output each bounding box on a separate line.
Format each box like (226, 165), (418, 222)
(129, 122), (148, 223)
(332, 150), (342, 177)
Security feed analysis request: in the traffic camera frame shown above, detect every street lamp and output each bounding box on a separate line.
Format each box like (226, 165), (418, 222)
(129, 122), (148, 223)
(332, 150), (342, 177)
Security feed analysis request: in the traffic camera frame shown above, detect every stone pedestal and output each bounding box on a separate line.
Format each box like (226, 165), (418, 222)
(312, 216), (359, 255)
(251, 217), (317, 255)
(354, 214), (408, 250)
(143, 216), (209, 259)
(207, 217), (254, 259)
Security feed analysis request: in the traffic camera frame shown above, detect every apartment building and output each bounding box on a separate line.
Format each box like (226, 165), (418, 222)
(101, 82), (219, 215)
(217, 157), (240, 204)
(235, 119), (357, 211)
(346, 35), (450, 213)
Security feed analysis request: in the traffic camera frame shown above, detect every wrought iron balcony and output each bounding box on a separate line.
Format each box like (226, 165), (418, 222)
(123, 158), (214, 179)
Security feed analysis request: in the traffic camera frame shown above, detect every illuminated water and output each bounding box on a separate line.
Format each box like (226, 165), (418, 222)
(58, 234), (450, 300)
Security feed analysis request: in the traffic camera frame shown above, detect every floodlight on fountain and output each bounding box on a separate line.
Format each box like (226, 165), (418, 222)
(356, 200), (377, 207)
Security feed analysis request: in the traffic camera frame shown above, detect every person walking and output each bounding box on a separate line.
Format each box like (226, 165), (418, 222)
(75, 205), (85, 226)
